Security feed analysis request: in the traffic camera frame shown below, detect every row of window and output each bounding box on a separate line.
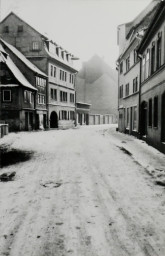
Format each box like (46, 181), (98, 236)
(3, 25), (23, 33)
(120, 49), (138, 74)
(49, 42), (72, 62)
(51, 89), (74, 103)
(59, 110), (75, 120)
(36, 77), (46, 87)
(38, 94), (46, 104)
(50, 64), (75, 84)
(119, 76), (138, 98)
(2, 89), (74, 105)
(141, 32), (162, 82)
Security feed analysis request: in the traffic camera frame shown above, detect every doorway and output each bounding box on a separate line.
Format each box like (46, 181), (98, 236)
(50, 111), (58, 128)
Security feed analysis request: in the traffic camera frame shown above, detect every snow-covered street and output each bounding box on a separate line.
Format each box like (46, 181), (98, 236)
(0, 125), (165, 256)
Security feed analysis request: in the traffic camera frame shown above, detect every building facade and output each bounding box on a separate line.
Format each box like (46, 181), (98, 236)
(0, 43), (38, 131)
(137, 1), (165, 153)
(0, 12), (78, 129)
(117, 0), (161, 137)
(0, 39), (48, 130)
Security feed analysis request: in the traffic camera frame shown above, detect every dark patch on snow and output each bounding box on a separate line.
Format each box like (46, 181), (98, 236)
(41, 182), (62, 188)
(0, 172), (16, 182)
(118, 146), (132, 156)
(0, 146), (33, 168)
(55, 222), (63, 226)
(155, 180), (165, 187)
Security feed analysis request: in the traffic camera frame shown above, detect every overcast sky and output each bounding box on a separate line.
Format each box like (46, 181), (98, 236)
(1, 0), (151, 69)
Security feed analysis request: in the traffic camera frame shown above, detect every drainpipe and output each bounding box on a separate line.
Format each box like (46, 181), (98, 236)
(138, 54), (142, 139)
(74, 71), (78, 127)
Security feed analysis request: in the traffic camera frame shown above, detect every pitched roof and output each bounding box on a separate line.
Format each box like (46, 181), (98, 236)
(0, 12), (78, 61)
(118, 0), (161, 59)
(0, 38), (47, 77)
(0, 44), (37, 91)
(137, 1), (165, 53)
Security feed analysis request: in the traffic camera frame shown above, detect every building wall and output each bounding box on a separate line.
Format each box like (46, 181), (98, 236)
(0, 14), (46, 58)
(118, 39), (140, 136)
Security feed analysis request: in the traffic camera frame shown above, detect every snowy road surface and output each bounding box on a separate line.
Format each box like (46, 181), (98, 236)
(0, 125), (165, 256)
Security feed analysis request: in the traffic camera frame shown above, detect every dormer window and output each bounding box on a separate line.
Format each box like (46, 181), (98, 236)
(56, 47), (59, 56)
(18, 25), (23, 32)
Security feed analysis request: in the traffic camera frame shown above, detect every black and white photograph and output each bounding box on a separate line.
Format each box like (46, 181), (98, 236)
(0, 0), (165, 255)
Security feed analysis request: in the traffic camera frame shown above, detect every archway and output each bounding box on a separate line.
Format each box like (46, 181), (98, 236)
(50, 111), (58, 128)
(140, 101), (147, 136)
(161, 92), (165, 142)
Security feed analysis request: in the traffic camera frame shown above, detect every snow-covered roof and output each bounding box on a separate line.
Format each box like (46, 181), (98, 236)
(0, 44), (37, 91)
(44, 43), (78, 72)
(0, 38), (47, 77)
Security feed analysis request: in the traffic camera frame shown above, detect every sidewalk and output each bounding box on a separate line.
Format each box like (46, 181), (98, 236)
(104, 127), (165, 185)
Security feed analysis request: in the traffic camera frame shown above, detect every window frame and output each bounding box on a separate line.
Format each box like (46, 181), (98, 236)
(3, 90), (11, 102)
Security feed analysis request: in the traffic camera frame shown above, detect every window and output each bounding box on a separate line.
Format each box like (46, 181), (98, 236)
(50, 66), (52, 77)
(151, 43), (155, 74)
(70, 74), (72, 83)
(145, 49), (150, 79)
(60, 91), (67, 102)
(51, 89), (57, 100)
(126, 108), (130, 128)
(38, 94), (45, 104)
(134, 49), (137, 64)
(133, 77), (138, 93)
(126, 56), (130, 72)
(36, 77), (46, 87)
(56, 47), (59, 56)
(157, 33), (162, 69)
(24, 90), (28, 102)
(125, 83), (129, 97)
(70, 93), (74, 103)
(3, 26), (9, 33)
(120, 61), (123, 74)
(70, 111), (75, 120)
(133, 106), (137, 130)
(154, 96), (158, 127)
(65, 72), (67, 81)
(61, 110), (67, 120)
(29, 92), (32, 103)
(142, 55), (146, 82)
(54, 67), (56, 77)
(18, 25), (23, 32)
(32, 41), (39, 50)
(3, 90), (11, 102)
(148, 98), (152, 127)
(119, 85), (123, 98)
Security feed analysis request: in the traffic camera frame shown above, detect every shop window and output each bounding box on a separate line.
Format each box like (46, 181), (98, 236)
(148, 99), (152, 127)
(133, 106), (137, 130)
(154, 96), (158, 127)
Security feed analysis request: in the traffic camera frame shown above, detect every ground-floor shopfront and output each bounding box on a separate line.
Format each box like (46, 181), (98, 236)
(140, 82), (165, 153)
(48, 104), (76, 129)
